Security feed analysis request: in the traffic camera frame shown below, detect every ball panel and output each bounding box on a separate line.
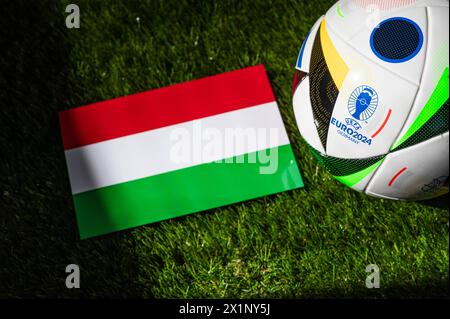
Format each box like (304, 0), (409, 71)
(293, 77), (326, 154)
(308, 144), (385, 177)
(308, 23), (341, 150)
(326, 0), (448, 47)
(307, 144), (384, 191)
(326, 1), (431, 45)
(295, 16), (323, 73)
(335, 159), (384, 191)
(325, 1), (377, 42)
(324, 26), (419, 158)
(391, 6), (449, 149)
(392, 98), (448, 152)
(417, 0), (450, 7)
(320, 19), (350, 90)
(349, 6), (428, 84)
(365, 132), (449, 200)
(351, 0), (419, 11)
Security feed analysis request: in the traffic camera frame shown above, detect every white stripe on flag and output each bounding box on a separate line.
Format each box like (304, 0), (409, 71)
(65, 102), (289, 194)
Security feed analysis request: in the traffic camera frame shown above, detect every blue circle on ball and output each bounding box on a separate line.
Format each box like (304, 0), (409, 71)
(370, 17), (424, 63)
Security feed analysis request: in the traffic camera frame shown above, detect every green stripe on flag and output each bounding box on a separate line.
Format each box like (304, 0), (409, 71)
(392, 67), (449, 150)
(74, 144), (302, 239)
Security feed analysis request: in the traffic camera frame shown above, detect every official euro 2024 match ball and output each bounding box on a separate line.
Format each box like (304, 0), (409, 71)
(292, 0), (449, 200)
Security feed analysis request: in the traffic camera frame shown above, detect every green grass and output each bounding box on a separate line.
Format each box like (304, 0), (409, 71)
(0, 0), (448, 298)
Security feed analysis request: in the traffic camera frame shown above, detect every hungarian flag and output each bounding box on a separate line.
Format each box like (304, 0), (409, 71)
(60, 65), (303, 239)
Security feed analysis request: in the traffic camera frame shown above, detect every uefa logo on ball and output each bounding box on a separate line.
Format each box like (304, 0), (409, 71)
(347, 85), (379, 122)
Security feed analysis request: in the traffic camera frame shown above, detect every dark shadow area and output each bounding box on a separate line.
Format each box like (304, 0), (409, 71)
(419, 193), (449, 210)
(0, 1), (141, 297)
(290, 280), (450, 299)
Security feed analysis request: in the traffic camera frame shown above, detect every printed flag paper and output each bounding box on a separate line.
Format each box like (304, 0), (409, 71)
(59, 65), (303, 239)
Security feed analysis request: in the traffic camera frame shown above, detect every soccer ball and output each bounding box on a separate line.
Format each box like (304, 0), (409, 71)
(292, 0), (449, 200)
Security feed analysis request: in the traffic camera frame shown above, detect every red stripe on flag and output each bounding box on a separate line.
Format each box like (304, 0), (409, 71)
(59, 65), (275, 150)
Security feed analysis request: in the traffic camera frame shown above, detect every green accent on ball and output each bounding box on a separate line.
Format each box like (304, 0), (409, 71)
(392, 67), (449, 150)
(307, 144), (386, 177)
(336, 4), (344, 18)
(334, 159), (384, 187)
(392, 99), (449, 152)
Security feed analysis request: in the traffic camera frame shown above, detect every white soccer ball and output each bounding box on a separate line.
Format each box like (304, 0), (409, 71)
(292, 0), (449, 200)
